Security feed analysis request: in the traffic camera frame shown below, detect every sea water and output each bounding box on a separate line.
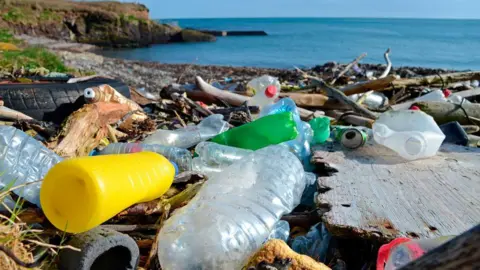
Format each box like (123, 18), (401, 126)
(101, 17), (480, 70)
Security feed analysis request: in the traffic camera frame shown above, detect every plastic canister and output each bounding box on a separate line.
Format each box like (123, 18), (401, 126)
(373, 110), (445, 160)
(40, 152), (175, 233)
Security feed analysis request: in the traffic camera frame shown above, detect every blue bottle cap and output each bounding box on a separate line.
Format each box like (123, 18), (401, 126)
(170, 161), (179, 176)
(89, 149), (99, 156)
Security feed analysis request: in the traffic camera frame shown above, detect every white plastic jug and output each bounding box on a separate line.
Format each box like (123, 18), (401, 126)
(373, 110), (445, 160)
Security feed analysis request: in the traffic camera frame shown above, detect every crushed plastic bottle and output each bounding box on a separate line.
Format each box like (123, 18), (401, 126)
(210, 112), (298, 151)
(0, 126), (63, 207)
(247, 75), (281, 110)
(267, 220), (290, 242)
(349, 92), (389, 109)
(194, 142), (252, 167)
(97, 143), (192, 172)
(373, 110), (445, 160)
(259, 98), (313, 162)
(157, 145), (306, 270)
(144, 114), (229, 148)
(444, 89), (471, 105)
(41, 152), (175, 233)
(377, 236), (453, 270)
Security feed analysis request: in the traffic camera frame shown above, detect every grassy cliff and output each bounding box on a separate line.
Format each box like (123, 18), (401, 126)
(0, 0), (215, 48)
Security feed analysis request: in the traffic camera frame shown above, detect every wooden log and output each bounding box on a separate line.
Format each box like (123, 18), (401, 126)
(330, 53), (367, 84)
(461, 125), (480, 134)
(392, 88), (480, 111)
(413, 101), (480, 125)
(326, 110), (375, 128)
(392, 71), (480, 88)
(196, 76), (318, 120)
(400, 224), (480, 270)
(340, 75), (397, 96)
(295, 69), (378, 119)
(279, 93), (329, 107)
(54, 102), (133, 158)
(0, 106), (33, 121)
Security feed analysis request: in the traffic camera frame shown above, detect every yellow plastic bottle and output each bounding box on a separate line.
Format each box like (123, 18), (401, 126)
(40, 152), (175, 233)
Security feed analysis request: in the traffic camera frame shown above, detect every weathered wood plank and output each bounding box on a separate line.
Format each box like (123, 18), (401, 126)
(313, 142), (480, 242)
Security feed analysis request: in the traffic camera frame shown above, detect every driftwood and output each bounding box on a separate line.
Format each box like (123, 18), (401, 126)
(392, 88), (480, 111)
(313, 143), (480, 241)
(330, 53), (367, 84)
(413, 101), (480, 125)
(279, 93), (329, 107)
(326, 110), (375, 128)
(53, 102), (133, 158)
(340, 75), (397, 96)
(461, 125), (480, 134)
(196, 76), (317, 120)
(296, 68), (377, 119)
(379, 48), (392, 79)
(400, 224), (480, 270)
(0, 106), (33, 121)
(392, 71), (480, 88)
(84, 84), (147, 121)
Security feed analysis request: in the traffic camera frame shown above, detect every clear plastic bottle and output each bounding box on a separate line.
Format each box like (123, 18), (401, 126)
(247, 75), (281, 110)
(0, 126), (63, 207)
(267, 220), (290, 242)
(414, 89), (447, 102)
(349, 92), (389, 109)
(157, 145), (306, 270)
(143, 114), (229, 148)
(373, 110), (445, 160)
(195, 142), (252, 167)
(260, 98), (313, 163)
(378, 236), (453, 270)
(97, 143), (192, 172)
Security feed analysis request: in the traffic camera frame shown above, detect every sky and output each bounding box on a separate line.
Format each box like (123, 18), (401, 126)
(132, 0), (480, 19)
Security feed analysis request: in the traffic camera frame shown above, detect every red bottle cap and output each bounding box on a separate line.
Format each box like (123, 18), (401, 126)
(376, 238), (412, 270)
(265, 85), (277, 98)
(410, 106), (421, 111)
(443, 89), (452, 97)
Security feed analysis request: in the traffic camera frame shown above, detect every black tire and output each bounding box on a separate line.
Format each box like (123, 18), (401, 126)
(0, 78), (131, 123)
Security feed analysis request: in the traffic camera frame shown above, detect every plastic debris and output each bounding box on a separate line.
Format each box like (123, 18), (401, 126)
(373, 110), (446, 160)
(40, 152), (175, 233)
(144, 114), (229, 148)
(157, 145), (306, 270)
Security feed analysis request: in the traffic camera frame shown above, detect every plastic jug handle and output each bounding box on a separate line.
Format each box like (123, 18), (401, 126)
(373, 123), (393, 144)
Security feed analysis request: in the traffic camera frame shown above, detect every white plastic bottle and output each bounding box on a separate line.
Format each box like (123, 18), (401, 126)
(97, 143), (192, 172)
(373, 110), (445, 160)
(157, 145), (306, 270)
(143, 114), (229, 148)
(247, 75), (281, 110)
(0, 126), (63, 206)
(443, 89), (471, 105)
(414, 89), (447, 102)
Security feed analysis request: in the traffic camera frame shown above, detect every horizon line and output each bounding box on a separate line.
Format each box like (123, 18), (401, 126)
(155, 16), (480, 20)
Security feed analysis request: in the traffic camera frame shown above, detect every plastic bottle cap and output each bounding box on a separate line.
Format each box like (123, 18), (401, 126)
(265, 85), (277, 98)
(170, 161), (179, 176)
(443, 89), (452, 97)
(410, 106), (421, 111)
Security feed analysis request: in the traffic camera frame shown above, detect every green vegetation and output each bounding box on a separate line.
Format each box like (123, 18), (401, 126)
(39, 9), (62, 22)
(0, 28), (21, 44)
(1, 7), (23, 22)
(1, 46), (68, 72)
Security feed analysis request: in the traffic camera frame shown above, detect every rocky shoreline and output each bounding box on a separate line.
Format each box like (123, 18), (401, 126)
(57, 48), (459, 95)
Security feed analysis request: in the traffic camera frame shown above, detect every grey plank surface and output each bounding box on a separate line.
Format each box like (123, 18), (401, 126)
(313, 142), (480, 241)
